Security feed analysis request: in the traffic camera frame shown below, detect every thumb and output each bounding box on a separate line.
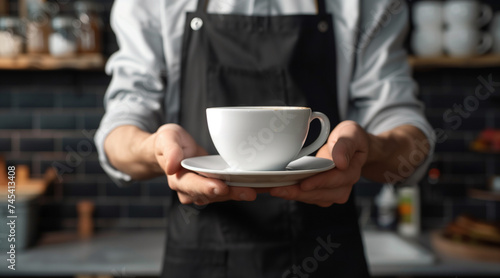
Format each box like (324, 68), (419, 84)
(331, 137), (355, 170)
(157, 124), (207, 175)
(164, 142), (184, 175)
(156, 126), (186, 176)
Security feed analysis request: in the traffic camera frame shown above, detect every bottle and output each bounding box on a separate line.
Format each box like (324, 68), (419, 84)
(49, 16), (78, 57)
(375, 184), (398, 230)
(397, 184), (420, 237)
(74, 1), (102, 53)
(25, 1), (51, 54)
(0, 16), (23, 57)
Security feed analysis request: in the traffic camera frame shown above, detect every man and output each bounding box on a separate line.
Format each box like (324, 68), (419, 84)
(96, 0), (434, 277)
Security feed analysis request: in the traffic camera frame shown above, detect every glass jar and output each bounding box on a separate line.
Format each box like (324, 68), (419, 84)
(26, 2), (51, 54)
(49, 16), (78, 57)
(0, 16), (24, 57)
(74, 1), (102, 53)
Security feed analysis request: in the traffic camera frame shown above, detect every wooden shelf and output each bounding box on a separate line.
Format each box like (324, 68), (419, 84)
(0, 53), (106, 70)
(409, 55), (500, 69)
(468, 188), (500, 202)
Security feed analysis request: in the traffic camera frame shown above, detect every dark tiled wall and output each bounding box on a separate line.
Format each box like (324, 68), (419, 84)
(0, 69), (172, 232)
(417, 68), (500, 228)
(356, 68), (500, 230)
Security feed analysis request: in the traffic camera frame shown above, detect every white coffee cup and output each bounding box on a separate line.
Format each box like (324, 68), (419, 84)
(411, 27), (444, 57)
(444, 26), (492, 56)
(444, 0), (492, 27)
(412, 1), (444, 28)
(206, 106), (330, 171)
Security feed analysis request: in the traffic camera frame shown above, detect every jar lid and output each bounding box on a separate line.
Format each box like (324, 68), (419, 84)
(0, 17), (21, 29)
(52, 16), (77, 29)
(74, 1), (100, 13)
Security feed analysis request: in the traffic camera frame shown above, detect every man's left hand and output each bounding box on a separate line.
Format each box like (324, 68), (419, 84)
(269, 121), (369, 207)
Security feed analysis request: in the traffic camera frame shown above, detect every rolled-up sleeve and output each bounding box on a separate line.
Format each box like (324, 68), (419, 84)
(95, 0), (166, 185)
(349, 0), (435, 185)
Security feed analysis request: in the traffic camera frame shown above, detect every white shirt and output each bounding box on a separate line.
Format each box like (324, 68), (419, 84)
(95, 0), (435, 185)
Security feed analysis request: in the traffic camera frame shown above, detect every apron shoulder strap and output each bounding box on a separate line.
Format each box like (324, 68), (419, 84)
(196, 0), (208, 13)
(316, 0), (327, 15)
(197, 0), (328, 15)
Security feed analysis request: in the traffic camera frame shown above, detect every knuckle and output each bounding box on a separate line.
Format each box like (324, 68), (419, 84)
(318, 201), (334, 208)
(178, 194), (193, 205)
(337, 194), (349, 204)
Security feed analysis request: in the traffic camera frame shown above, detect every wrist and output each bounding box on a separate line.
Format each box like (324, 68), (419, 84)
(365, 132), (392, 166)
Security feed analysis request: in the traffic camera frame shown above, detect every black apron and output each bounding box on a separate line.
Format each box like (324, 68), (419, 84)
(163, 0), (370, 277)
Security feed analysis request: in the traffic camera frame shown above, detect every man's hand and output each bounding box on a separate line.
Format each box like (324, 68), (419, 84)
(154, 124), (260, 205)
(269, 120), (429, 207)
(269, 121), (369, 207)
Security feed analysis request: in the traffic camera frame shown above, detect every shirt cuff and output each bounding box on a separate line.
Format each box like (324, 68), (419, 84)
(94, 118), (152, 187)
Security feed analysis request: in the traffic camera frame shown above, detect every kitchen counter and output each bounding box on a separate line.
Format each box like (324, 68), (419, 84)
(0, 230), (499, 277)
(0, 231), (164, 277)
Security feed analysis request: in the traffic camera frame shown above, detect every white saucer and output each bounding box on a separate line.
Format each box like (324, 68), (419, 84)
(181, 155), (335, 187)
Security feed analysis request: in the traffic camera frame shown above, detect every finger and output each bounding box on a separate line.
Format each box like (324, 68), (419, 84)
(300, 168), (344, 191)
(224, 185), (257, 201)
(316, 144), (332, 159)
(169, 169), (230, 200)
(300, 153), (364, 192)
(156, 129), (184, 175)
(158, 125), (207, 175)
(331, 137), (355, 170)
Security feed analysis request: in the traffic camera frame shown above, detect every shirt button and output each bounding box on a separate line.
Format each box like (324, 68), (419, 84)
(191, 17), (203, 31)
(318, 21), (329, 33)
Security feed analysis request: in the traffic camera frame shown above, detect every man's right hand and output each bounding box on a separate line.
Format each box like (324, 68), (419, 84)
(105, 124), (261, 205)
(153, 124), (259, 205)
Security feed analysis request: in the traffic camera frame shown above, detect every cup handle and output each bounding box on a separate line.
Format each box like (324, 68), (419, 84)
(478, 32), (493, 55)
(478, 4), (493, 27)
(293, 112), (330, 160)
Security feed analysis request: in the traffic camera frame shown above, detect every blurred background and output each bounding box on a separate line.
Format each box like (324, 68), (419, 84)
(0, 0), (500, 277)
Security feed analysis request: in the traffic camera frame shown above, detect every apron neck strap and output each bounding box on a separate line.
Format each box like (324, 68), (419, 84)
(196, 0), (208, 13)
(196, 0), (327, 15)
(316, 0), (327, 15)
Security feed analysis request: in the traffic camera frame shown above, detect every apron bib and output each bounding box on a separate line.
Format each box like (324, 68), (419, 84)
(164, 1), (370, 277)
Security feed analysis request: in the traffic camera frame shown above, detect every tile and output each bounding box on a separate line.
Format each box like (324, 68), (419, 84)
(84, 160), (106, 174)
(39, 114), (77, 130)
(41, 159), (80, 178)
(0, 92), (12, 108)
(63, 181), (99, 197)
(82, 113), (104, 130)
(61, 137), (97, 153)
(420, 203), (445, 219)
(19, 138), (55, 152)
(106, 182), (142, 197)
(59, 93), (98, 108)
(15, 92), (54, 108)
(147, 181), (172, 197)
(128, 204), (164, 218)
(449, 160), (486, 175)
(434, 137), (467, 153)
(439, 181), (468, 198)
(94, 204), (122, 218)
(450, 198), (489, 220)
(0, 138), (12, 152)
(76, 72), (112, 86)
(39, 202), (77, 219)
(0, 113), (33, 129)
